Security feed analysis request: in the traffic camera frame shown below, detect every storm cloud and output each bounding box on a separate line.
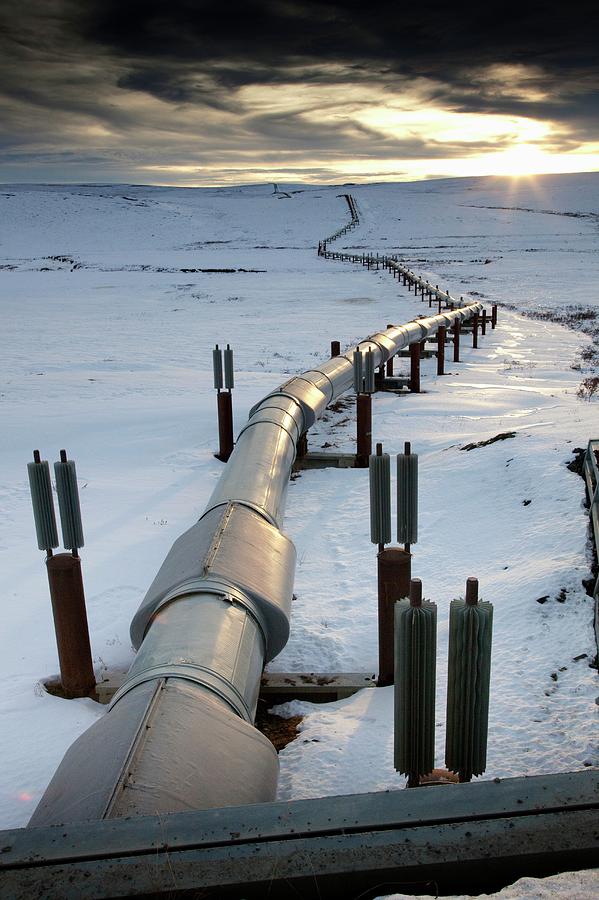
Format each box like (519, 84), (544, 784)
(1, 0), (598, 183)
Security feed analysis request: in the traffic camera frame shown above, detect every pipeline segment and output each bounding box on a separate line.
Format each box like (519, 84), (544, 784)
(30, 292), (482, 826)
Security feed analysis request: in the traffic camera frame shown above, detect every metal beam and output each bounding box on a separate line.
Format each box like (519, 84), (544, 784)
(3, 771), (597, 899)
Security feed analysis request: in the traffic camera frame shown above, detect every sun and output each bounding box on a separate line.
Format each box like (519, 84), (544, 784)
(490, 145), (555, 177)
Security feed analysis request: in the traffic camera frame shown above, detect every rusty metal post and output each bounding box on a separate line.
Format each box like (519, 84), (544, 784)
(216, 390), (234, 462)
(492, 304), (498, 329)
(437, 326), (446, 376)
(46, 554), (95, 698)
(331, 340), (341, 358)
(481, 310), (487, 336)
(356, 392), (372, 467)
(472, 313), (479, 349)
(377, 547), (411, 686)
(410, 342), (421, 393)
(453, 320), (461, 362)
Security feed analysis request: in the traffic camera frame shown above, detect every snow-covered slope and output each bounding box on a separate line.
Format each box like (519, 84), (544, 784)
(0, 175), (597, 836)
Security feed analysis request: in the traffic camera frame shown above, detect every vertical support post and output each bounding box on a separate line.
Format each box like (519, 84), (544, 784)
(46, 554), (96, 698)
(331, 340), (341, 358)
(466, 576), (479, 606)
(453, 319), (461, 362)
(410, 342), (421, 393)
(377, 547), (411, 687)
(491, 304), (498, 329)
(296, 432), (308, 459)
(216, 391), (234, 462)
(356, 393), (372, 467)
(472, 313), (479, 349)
(481, 310), (487, 336)
(437, 326), (446, 376)
(386, 327), (394, 377)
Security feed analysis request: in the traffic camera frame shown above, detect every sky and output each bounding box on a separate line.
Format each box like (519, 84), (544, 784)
(1, 0), (598, 186)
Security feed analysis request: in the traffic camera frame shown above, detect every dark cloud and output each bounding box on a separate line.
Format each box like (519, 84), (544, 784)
(78, 0), (599, 82)
(0, 0), (598, 183)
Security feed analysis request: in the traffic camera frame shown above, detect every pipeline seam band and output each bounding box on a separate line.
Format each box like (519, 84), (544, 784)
(109, 665), (253, 722)
(301, 369), (336, 403)
(243, 404), (303, 441)
(142, 578), (271, 657)
(101, 678), (165, 819)
(199, 499), (277, 528)
(236, 417), (298, 449)
(280, 375), (331, 412)
(202, 503), (234, 576)
(257, 390), (304, 415)
(358, 337), (390, 361)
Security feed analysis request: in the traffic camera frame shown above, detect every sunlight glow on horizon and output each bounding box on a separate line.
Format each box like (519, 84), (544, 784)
(6, 63), (598, 188)
(141, 145), (599, 187)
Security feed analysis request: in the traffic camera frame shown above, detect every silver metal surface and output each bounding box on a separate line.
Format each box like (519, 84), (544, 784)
(204, 421), (295, 527)
(131, 503), (294, 655)
(29, 679), (278, 826)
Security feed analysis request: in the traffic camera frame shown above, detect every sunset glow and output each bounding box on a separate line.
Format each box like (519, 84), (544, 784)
(1, 2), (598, 185)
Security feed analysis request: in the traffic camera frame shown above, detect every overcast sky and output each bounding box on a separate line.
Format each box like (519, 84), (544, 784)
(1, 0), (598, 185)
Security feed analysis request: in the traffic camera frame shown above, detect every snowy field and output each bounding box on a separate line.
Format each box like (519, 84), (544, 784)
(1, 174), (598, 889)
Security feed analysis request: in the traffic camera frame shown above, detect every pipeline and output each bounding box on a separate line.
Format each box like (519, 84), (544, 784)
(30, 228), (483, 825)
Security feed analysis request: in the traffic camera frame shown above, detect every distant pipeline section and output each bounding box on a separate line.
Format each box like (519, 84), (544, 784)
(30, 197), (483, 826)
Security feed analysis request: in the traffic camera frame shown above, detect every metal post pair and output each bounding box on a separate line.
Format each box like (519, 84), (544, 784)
(28, 450), (95, 699)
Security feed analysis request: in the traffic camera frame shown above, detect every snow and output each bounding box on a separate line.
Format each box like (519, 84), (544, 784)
(0, 174), (598, 893)
(379, 867), (599, 899)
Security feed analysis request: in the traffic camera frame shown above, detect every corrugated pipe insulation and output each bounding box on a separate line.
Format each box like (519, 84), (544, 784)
(30, 296), (483, 826)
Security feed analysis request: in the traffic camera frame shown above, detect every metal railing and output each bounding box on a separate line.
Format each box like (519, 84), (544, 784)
(582, 440), (599, 647)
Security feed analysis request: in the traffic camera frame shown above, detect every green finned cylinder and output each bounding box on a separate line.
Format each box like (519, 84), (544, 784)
(369, 453), (391, 545)
(54, 458), (84, 551)
(213, 346), (223, 390)
(394, 597), (437, 777)
(397, 452), (418, 544)
(445, 598), (493, 781)
(353, 349), (363, 394)
(224, 345), (234, 390)
(364, 348), (375, 394)
(27, 460), (59, 551)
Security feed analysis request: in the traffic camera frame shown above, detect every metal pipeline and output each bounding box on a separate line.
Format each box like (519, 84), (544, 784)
(30, 297), (482, 826)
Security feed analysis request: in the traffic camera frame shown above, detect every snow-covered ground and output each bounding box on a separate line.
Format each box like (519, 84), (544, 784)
(1, 177), (598, 896)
